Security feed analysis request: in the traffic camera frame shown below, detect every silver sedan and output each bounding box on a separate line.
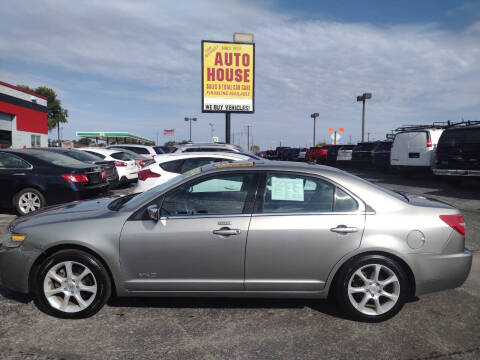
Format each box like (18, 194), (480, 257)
(0, 161), (472, 321)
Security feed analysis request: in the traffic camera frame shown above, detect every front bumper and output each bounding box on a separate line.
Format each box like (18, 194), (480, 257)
(434, 169), (480, 177)
(408, 249), (472, 296)
(0, 244), (41, 294)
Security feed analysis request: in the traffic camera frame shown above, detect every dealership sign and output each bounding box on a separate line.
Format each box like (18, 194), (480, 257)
(202, 40), (254, 113)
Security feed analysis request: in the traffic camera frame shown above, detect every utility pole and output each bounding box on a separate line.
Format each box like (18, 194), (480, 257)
(310, 113), (319, 146)
(368, 132), (370, 142)
(246, 125), (251, 152)
(208, 123), (215, 140)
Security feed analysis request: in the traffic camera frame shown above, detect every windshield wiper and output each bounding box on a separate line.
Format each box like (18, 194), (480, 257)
(108, 193), (139, 211)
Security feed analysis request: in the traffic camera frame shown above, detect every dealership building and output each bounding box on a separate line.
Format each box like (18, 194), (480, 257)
(0, 81), (48, 149)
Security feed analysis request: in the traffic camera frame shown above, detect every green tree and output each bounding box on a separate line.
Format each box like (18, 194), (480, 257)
(17, 85), (68, 138)
(77, 137), (92, 146)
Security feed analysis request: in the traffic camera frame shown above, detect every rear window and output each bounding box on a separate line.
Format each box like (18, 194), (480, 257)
(339, 145), (355, 150)
(84, 151), (105, 159)
(110, 152), (133, 161)
(439, 128), (480, 146)
(153, 146), (166, 154)
(64, 150), (99, 162)
(160, 159), (183, 174)
(355, 143), (375, 151)
(122, 146), (150, 155)
(31, 152), (86, 167)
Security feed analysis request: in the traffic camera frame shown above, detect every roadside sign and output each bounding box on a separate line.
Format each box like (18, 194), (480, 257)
(201, 40), (255, 113)
(328, 127), (333, 132)
(339, 127), (344, 132)
(212, 136), (219, 143)
(330, 133), (341, 143)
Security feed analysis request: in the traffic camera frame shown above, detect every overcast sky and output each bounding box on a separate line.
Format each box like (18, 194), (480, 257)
(1, 0), (479, 149)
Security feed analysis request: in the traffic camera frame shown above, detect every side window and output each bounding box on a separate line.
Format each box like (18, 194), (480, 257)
(334, 188), (358, 212)
(85, 151), (105, 159)
(263, 174), (334, 213)
(0, 153), (30, 169)
(160, 159), (184, 174)
(180, 158), (228, 173)
(161, 173), (254, 216)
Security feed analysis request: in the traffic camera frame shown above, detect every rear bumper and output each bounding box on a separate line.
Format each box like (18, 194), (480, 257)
(407, 249), (472, 296)
(434, 169), (480, 177)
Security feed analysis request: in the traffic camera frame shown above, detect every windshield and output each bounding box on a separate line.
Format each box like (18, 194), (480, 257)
(64, 150), (100, 162)
(118, 168), (201, 210)
(110, 152), (133, 161)
(31, 151), (88, 167)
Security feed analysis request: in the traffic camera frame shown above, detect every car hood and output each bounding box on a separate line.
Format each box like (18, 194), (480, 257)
(9, 197), (120, 231)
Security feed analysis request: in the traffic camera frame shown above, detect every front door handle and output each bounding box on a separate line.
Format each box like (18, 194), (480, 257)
(330, 225), (358, 234)
(213, 228), (241, 236)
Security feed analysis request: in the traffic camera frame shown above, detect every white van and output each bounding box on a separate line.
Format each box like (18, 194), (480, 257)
(390, 127), (444, 171)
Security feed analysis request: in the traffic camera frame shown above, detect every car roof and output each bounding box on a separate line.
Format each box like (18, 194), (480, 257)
(108, 144), (152, 148)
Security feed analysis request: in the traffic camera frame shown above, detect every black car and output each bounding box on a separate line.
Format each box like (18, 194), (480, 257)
(324, 145), (344, 166)
(274, 146), (291, 160)
(280, 148), (301, 161)
(33, 147), (120, 188)
(351, 142), (379, 167)
(372, 141), (393, 170)
(435, 124), (480, 180)
(0, 149), (108, 215)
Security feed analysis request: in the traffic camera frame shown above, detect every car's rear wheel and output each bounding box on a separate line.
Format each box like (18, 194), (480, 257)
(14, 188), (45, 215)
(34, 250), (111, 319)
(334, 254), (409, 322)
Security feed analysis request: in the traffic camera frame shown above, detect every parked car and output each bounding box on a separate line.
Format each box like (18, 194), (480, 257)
(351, 142), (379, 168)
(264, 150), (276, 160)
(134, 152), (253, 192)
(107, 147), (151, 168)
(336, 145), (356, 165)
(390, 125), (445, 173)
(32, 148), (119, 188)
(306, 146), (328, 163)
(434, 122), (480, 181)
(78, 148), (139, 184)
(0, 149), (108, 215)
(324, 145), (344, 166)
(107, 144), (164, 158)
(372, 141), (393, 170)
(0, 161), (471, 321)
(280, 148), (300, 161)
(297, 148), (308, 161)
(173, 142), (244, 154)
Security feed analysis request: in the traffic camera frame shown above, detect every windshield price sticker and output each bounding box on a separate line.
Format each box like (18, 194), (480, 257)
(271, 177), (304, 202)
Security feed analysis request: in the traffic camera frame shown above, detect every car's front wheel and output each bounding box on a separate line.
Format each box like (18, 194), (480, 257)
(334, 254), (409, 322)
(34, 250), (111, 319)
(15, 188), (45, 215)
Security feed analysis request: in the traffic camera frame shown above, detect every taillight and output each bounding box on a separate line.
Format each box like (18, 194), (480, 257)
(321, 149), (328, 156)
(440, 214), (466, 236)
(61, 174), (89, 183)
(139, 160), (146, 167)
(101, 171), (106, 179)
(426, 137), (432, 148)
(114, 161), (126, 167)
(138, 169), (161, 181)
(435, 153), (439, 163)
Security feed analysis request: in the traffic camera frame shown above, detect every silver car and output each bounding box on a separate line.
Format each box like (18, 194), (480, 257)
(0, 161), (472, 321)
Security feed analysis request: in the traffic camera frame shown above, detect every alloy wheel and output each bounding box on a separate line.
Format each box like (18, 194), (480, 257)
(18, 192), (41, 213)
(347, 263), (400, 316)
(43, 261), (98, 313)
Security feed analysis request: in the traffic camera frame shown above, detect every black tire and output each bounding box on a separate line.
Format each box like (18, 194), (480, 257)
(33, 250), (111, 319)
(14, 187), (46, 215)
(333, 254), (409, 322)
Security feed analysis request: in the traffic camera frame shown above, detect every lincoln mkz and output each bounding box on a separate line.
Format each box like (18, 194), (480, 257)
(0, 161), (472, 321)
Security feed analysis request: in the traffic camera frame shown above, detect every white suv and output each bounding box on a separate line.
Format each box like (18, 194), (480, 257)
(134, 152), (252, 192)
(107, 144), (165, 158)
(172, 142), (245, 154)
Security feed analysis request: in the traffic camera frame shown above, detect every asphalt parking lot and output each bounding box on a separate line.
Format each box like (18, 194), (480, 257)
(0, 169), (479, 360)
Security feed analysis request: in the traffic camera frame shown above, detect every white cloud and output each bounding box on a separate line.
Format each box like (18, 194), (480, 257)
(0, 1), (479, 147)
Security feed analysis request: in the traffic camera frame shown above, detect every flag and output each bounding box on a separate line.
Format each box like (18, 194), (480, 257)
(164, 129), (175, 136)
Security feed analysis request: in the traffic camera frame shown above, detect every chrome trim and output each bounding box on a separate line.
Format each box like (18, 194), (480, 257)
(251, 211), (366, 217)
(160, 213), (252, 220)
(434, 169), (480, 177)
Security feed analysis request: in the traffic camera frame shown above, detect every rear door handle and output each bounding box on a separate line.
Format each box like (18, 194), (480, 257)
(330, 225), (358, 234)
(13, 173), (26, 176)
(213, 228), (241, 236)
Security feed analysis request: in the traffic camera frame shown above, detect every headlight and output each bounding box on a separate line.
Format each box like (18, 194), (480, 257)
(5, 233), (27, 248)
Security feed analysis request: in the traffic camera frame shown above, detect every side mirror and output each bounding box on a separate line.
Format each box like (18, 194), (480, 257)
(147, 205), (159, 222)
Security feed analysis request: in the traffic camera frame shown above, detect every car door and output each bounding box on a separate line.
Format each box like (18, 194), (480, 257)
(119, 171), (258, 292)
(245, 172), (365, 292)
(0, 152), (31, 208)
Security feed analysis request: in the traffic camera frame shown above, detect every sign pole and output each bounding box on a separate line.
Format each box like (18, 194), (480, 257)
(362, 98), (366, 142)
(225, 112), (231, 144)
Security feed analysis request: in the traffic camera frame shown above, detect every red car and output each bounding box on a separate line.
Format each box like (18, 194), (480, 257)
(306, 146), (329, 163)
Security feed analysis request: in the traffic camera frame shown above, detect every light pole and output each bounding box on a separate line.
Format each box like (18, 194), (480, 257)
(310, 113), (319, 146)
(356, 92), (372, 142)
(184, 117), (197, 142)
(208, 122), (215, 140)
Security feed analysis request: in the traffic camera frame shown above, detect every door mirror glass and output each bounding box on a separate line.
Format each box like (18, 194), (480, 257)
(147, 205), (159, 221)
